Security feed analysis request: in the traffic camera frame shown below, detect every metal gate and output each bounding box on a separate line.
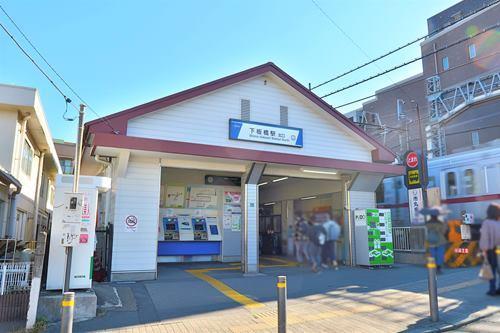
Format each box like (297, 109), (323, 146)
(95, 224), (113, 281)
(0, 239), (35, 322)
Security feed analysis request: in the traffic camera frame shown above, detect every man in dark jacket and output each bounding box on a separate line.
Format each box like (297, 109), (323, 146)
(306, 217), (327, 273)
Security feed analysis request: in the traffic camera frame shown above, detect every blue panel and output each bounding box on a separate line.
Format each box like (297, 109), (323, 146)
(158, 241), (221, 256)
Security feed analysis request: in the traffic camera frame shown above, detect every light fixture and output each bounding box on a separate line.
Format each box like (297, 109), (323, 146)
(258, 182), (268, 186)
(300, 196), (317, 200)
(301, 168), (337, 175)
(272, 177), (288, 183)
(264, 202), (275, 206)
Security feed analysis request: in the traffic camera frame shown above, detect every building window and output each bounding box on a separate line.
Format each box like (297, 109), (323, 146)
(442, 56), (449, 71)
(21, 139), (33, 176)
(468, 44), (476, 59)
(280, 106), (288, 126)
(471, 131), (479, 146)
(464, 169), (475, 195)
(60, 158), (73, 175)
(241, 99), (250, 121)
(446, 172), (457, 196)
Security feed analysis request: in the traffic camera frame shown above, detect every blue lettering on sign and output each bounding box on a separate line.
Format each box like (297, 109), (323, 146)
(228, 119), (303, 148)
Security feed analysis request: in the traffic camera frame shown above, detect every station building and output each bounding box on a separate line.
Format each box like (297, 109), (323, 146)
(81, 63), (403, 281)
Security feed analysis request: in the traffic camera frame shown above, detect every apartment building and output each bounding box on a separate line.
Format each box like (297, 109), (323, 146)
(54, 139), (76, 175)
(0, 84), (61, 241)
(346, 0), (500, 160)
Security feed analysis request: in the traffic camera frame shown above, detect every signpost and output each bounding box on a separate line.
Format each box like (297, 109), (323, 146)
(404, 151), (425, 224)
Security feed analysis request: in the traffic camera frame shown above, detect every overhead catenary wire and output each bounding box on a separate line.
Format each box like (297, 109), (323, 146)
(0, 5), (119, 133)
(311, 0), (500, 90)
(321, 23), (500, 99)
(334, 50), (500, 109)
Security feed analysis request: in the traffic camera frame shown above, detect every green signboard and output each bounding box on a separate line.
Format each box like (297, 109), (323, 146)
(355, 208), (394, 266)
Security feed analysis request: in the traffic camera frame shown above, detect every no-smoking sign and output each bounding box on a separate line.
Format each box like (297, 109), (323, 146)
(125, 215), (138, 232)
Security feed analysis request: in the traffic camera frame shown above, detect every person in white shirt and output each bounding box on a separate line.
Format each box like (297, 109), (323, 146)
(322, 213), (341, 269)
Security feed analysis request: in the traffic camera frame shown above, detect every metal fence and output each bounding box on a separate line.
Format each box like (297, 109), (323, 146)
(0, 239), (36, 322)
(95, 224), (113, 281)
(392, 226), (427, 253)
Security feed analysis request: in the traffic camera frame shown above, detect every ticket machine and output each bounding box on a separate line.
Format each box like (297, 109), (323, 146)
(192, 217), (208, 240)
(163, 217), (179, 240)
(207, 219), (222, 241)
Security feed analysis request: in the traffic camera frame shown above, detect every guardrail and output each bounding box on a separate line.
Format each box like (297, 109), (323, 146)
(392, 226), (427, 253)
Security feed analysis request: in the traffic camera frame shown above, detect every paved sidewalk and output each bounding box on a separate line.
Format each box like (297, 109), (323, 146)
(45, 261), (500, 333)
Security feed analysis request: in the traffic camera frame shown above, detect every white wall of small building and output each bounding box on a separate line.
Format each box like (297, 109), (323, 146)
(110, 156), (161, 279)
(127, 75), (373, 162)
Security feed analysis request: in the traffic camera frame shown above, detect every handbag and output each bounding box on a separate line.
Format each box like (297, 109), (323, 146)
(479, 258), (494, 280)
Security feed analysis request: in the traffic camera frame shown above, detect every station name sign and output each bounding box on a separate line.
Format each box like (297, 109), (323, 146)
(228, 119), (303, 148)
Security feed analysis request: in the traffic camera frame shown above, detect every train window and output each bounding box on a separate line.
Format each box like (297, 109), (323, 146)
(428, 176), (436, 188)
(464, 169), (475, 194)
(486, 164), (500, 194)
(446, 172), (458, 196)
(375, 182), (385, 203)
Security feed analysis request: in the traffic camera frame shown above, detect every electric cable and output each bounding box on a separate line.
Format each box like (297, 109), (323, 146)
(311, 0), (500, 90)
(321, 23), (500, 98)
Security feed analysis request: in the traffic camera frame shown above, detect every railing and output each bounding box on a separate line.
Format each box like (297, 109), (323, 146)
(392, 226), (427, 253)
(0, 262), (31, 295)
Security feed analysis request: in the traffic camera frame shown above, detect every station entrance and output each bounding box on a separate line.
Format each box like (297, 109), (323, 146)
(157, 164), (347, 266)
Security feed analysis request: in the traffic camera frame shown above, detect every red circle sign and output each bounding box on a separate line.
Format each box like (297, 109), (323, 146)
(406, 152), (419, 168)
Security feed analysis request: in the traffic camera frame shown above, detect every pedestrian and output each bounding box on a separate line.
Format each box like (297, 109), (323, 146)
(425, 207), (448, 274)
(306, 215), (327, 273)
(322, 213), (341, 269)
(479, 203), (500, 296)
(294, 212), (310, 265)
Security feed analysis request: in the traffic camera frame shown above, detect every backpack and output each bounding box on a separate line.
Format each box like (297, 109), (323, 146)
(311, 224), (326, 246)
(327, 221), (341, 241)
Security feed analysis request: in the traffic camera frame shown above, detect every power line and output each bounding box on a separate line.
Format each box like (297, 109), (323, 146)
(334, 50), (500, 109)
(311, 0), (500, 90)
(0, 21), (74, 107)
(321, 23), (500, 99)
(0, 5), (119, 133)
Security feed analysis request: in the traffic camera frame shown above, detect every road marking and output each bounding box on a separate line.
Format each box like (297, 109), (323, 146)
(437, 279), (482, 293)
(185, 256), (298, 309)
(186, 268), (264, 309)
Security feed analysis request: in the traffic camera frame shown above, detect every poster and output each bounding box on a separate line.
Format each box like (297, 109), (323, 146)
(166, 186), (185, 208)
(224, 191), (241, 204)
(223, 215), (232, 229)
(231, 213), (241, 231)
(188, 187), (218, 209)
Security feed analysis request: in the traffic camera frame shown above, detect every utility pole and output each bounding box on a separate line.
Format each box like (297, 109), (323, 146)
(63, 104), (85, 292)
(414, 102), (429, 208)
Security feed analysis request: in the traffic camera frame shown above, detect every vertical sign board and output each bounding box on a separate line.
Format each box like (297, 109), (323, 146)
(404, 151), (425, 224)
(354, 209), (394, 266)
(408, 188), (425, 224)
(61, 193), (84, 247)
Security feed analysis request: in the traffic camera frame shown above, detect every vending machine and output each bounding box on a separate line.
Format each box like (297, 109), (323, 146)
(46, 174), (111, 290)
(354, 208), (394, 266)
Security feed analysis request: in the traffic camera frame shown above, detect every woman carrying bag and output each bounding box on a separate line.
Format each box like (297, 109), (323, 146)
(479, 203), (500, 296)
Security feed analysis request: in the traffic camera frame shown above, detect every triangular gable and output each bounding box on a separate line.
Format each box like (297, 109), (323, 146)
(85, 62), (395, 163)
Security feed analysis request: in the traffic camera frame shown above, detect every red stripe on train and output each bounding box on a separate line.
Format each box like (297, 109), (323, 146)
(377, 193), (500, 208)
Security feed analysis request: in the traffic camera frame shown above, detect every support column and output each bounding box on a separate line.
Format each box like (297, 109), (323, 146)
(242, 163), (265, 275)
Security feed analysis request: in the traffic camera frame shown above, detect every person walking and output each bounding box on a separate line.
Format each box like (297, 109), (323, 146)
(479, 203), (500, 296)
(306, 216), (327, 273)
(322, 213), (341, 269)
(294, 212), (310, 265)
(425, 207), (448, 274)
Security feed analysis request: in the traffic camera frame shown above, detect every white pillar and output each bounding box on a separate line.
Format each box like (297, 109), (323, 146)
(241, 163), (265, 275)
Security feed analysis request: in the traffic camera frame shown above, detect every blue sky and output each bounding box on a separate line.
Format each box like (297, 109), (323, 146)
(0, 0), (458, 141)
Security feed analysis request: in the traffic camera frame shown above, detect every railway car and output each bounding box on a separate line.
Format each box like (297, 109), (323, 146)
(377, 145), (500, 225)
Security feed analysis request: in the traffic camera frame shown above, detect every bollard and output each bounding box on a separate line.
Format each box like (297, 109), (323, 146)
(426, 257), (439, 322)
(61, 292), (75, 333)
(277, 276), (287, 333)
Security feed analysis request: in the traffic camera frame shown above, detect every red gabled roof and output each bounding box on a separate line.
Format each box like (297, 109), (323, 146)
(85, 62), (396, 162)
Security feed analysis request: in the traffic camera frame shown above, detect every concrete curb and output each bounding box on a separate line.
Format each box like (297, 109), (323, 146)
(424, 308), (500, 332)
